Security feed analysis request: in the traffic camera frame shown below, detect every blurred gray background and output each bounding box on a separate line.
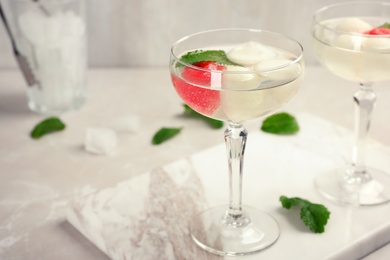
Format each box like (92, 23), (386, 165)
(0, 0), (355, 68)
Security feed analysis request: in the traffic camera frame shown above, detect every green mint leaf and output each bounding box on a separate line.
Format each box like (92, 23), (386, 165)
(179, 50), (238, 66)
(183, 104), (224, 129)
(300, 203), (330, 234)
(30, 117), (66, 139)
(152, 127), (182, 145)
(280, 195), (309, 209)
(280, 196), (330, 233)
(261, 112), (299, 135)
(380, 22), (390, 29)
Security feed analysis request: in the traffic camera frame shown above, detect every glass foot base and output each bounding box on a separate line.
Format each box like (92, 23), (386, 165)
(190, 205), (279, 256)
(315, 167), (390, 206)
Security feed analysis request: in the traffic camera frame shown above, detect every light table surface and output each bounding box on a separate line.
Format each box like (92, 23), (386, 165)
(0, 66), (389, 259)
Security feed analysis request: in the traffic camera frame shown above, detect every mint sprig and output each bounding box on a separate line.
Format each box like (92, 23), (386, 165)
(261, 112), (299, 135)
(152, 127), (182, 145)
(183, 104), (223, 129)
(280, 196), (330, 233)
(380, 22), (390, 29)
(179, 50), (238, 66)
(31, 117), (66, 139)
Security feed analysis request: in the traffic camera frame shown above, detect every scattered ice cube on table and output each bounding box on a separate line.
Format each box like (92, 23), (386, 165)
(85, 128), (117, 155)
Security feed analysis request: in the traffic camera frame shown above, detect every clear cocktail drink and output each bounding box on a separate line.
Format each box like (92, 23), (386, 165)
(312, 1), (390, 206)
(313, 17), (390, 82)
(171, 42), (303, 122)
(169, 29), (304, 255)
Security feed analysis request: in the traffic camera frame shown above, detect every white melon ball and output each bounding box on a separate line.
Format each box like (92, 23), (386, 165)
(220, 65), (265, 121)
(363, 38), (390, 50)
(333, 34), (365, 50)
(220, 88), (269, 122)
(335, 18), (372, 33)
(254, 58), (300, 82)
(222, 65), (261, 90)
(227, 41), (276, 66)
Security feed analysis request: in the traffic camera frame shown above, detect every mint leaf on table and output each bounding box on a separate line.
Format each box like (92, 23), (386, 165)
(280, 196), (331, 233)
(30, 117), (66, 139)
(183, 104), (223, 129)
(261, 112), (299, 135)
(179, 50), (238, 66)
(152, 127), (182, 145)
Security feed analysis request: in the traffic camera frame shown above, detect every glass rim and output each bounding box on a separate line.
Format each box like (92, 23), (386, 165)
(170, 28), (304, 74)
(313, 1), (390, 38)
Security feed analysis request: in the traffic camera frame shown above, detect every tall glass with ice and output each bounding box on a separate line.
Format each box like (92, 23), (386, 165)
(170, 29), (304, 256)
(6, 0), (87, 115)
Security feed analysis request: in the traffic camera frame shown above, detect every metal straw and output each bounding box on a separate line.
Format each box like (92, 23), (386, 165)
(32, 0), (50, 16)
(0, 3), (37, 87)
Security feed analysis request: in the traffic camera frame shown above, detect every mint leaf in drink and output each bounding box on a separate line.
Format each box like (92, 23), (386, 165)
(152, 127), (182, 145)
(380, 22), (390, 29)
(180, 50), (238, 66)
(183, 104), (223, 129)
(31, 117), (66, 139)
(280, 196), (330, 233)
(261, 112), (299, 134)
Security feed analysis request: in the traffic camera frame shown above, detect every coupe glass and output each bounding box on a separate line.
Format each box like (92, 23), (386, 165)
(169, 29), (304, 256)
(312, 1), (390, 206)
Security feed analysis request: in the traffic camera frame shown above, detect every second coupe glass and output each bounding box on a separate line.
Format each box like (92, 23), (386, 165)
(312, 1), (390, 206)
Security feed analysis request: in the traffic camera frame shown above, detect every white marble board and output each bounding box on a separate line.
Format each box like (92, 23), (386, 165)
(66, 114), (390, 260)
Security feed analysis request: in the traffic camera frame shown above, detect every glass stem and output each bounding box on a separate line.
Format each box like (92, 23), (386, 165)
(351, 83), (376, 181)
(222, 122), (249, 227)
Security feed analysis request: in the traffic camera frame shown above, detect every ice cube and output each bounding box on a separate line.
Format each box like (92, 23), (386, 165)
(335, 18), (372, 33)
(17, 8), (86, 111)
(85, 128), (117, 155)
(18, 10), (44, 46)
(254, 58), (300, 82)
(63, 10), (86, 37)
(111, 115), (140, 133)
(227, 41), (276, 66)
(18, 9), (85, 47)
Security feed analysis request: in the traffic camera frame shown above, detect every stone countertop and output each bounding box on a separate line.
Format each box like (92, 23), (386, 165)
(0, 66), (389, 259)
